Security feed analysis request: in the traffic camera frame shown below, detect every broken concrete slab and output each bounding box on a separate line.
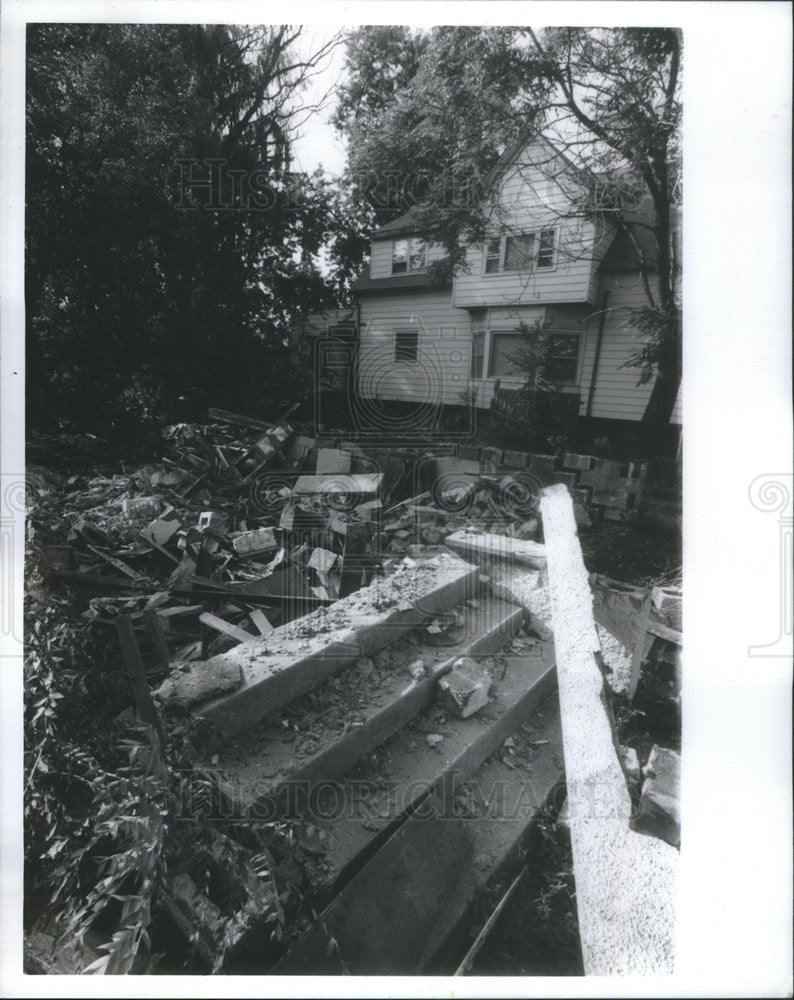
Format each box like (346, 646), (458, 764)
(154, 657), (242, 710)
(437, 656), (491, 718)
(445, 529), (546, 570)
(539, 482), (678, 975)
(635, 745), (681, 847)
(211, 599), (529, 815)
(190, 553), (478, 739)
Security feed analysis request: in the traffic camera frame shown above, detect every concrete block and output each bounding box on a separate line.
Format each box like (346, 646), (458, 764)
(571, 487), (591, 508)
(457, 444), (481, 461)
(316, 447), (352, 475)
(551, 471), (578, 490)
(231, 527), (278, 557)
(572, 502), (592, 527)
(562, 453), (596, 471)
(480, 447), (504, 469)
(528, 454), (557, 475)
(122, 496), (161, 518)
(437, 655), (491, 717)
(502, 450), (529, 469)
(578, 458), (626, 487)
(636, 746), (680, 847)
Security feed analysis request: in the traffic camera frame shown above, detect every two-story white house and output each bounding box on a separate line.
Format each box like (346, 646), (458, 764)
(349, 134), (681, 440)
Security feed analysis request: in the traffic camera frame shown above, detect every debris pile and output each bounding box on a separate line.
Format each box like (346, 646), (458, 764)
(27, 409), (551, 693)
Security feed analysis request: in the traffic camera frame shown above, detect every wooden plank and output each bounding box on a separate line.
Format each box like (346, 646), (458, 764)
(116, 615), (164, 741)
(144, 610), (172, 673)
(207, 407), (273, 432)
(248, 608), (274, 635)
(199, 612), (256, 644)
(293, 473), (383, 496)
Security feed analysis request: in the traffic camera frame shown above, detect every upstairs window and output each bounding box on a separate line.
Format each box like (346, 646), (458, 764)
(537, 229), (556, 269)
(484, 239), (502, 274)
(504, 234), (535, 272)
(483, 229), (557, 273)
(394, 327), (419, 363)
(392, 237), (427, 275)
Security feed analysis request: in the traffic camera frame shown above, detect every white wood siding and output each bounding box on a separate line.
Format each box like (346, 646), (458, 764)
(578, 273), (681, 424)
(452, 152), (602, 309)
(357, 290), (472, 406)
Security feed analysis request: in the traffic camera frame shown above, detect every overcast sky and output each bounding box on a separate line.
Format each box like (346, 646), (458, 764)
(289, 27), (349, 178)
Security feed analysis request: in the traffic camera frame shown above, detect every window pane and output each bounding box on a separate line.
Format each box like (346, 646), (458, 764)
(394, 328), (419, 363)
(547, 333), (579, 358)
(544, 333), (579, 382)
(537, 229), (555, 268)
(504, 234), (535, 271)
(392, 239), (408, 274)
(485, 238), (501, 274)
(409, 238), (427, 272)
(490, 332), (528, 377)
(470, 331), (485, 379)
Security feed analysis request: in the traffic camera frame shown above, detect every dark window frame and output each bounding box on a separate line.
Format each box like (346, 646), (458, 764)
(394, 327), (420, 364)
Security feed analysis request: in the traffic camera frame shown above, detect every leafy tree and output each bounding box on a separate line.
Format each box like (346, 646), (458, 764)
(334, 27), (682, 447)
(26, 24), (339, 437)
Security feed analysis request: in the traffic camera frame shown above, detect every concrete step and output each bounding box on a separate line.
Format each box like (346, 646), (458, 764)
(300, 644), (557, 894)
(209, 597), (527, 815)
(272, 691), (564, 975)
(184, 552), (478, 738)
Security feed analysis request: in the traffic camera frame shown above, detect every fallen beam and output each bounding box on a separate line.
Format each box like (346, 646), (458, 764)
(155, 553), (477, 738)
(293, 473), (383, 496)
(539, 484), (677, 975)
(445, 529), (546, 570)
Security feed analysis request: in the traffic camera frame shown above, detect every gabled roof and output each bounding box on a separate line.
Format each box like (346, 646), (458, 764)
(371, 205), (430, 238)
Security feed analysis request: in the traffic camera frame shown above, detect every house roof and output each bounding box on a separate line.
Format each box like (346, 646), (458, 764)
(372, 205), (431, 238)
(351, 266), (452, 295)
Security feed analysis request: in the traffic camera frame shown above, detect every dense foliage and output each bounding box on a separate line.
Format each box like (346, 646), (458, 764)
(26, 24), (341, 438)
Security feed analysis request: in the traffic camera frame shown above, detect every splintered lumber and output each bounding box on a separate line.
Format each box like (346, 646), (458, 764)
(164, 552), (477, 737)
(207, 407), (273, 433)
(84, 543), (148, 583)
(445, 529), (547, 569)
(539, 484), (677, 975)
